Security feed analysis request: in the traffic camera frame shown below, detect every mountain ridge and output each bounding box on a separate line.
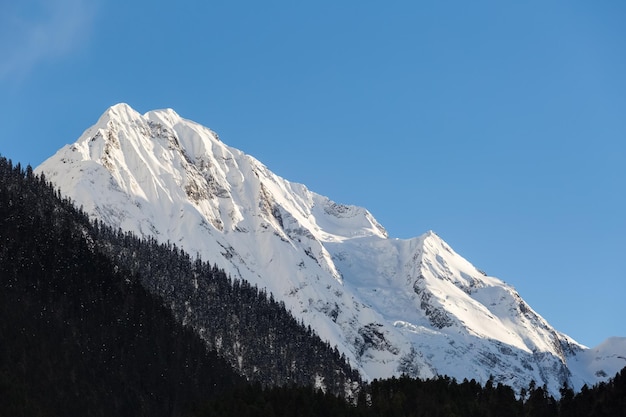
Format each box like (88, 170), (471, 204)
(35, 103), (626, 396)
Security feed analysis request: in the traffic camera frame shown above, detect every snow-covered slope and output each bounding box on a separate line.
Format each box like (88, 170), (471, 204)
(567, 337), (626, 389)
(36, 103), (625, 396)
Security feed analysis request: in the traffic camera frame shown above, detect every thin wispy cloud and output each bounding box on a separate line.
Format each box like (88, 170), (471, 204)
(0, 0), (97, 81)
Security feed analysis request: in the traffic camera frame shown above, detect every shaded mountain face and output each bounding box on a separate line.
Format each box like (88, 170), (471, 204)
(36, 103), (626, 396)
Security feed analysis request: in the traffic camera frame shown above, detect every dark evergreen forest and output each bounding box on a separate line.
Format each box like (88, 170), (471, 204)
(0, 158), (247, 416)
(1, 156), (624, 416)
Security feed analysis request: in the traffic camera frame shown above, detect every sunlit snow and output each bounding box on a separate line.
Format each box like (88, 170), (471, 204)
(36, 103), (625, 396)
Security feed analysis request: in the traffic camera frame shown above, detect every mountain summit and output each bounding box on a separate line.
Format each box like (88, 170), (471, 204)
(36, 103), (625, 395)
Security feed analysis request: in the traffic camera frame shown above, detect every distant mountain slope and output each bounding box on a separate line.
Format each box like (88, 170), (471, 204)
(35, 103), (626, 396)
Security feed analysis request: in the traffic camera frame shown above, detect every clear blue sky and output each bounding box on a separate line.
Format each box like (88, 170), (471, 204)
(1, 0), (624, 348)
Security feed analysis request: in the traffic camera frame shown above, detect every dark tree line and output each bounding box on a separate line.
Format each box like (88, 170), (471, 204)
(193, 370), (626, 417)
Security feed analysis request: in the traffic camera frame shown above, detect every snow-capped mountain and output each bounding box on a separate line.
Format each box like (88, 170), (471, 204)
(36, 103), (625, 396)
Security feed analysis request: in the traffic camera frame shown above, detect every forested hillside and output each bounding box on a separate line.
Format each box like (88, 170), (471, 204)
(89, 216), (359, 392)
(0, 158), (249, 416)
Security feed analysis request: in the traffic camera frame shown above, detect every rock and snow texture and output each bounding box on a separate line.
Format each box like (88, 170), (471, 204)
(36, 103), (625, 396)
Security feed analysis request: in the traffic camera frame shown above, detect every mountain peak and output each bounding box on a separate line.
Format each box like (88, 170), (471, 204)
(98, 104), (185, 134)
(421, 229), (440, 243)
(101, 102), (141, 123)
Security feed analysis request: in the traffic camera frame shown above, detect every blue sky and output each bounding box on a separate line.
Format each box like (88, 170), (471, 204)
(1, 0), (624, 348)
